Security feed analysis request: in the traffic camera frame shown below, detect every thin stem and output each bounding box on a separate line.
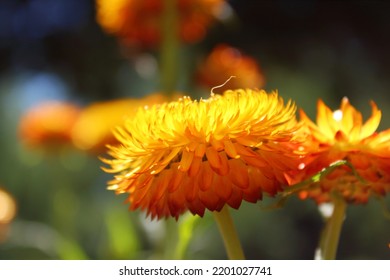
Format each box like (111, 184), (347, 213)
(319, 194), (347, 260)
(163, 219), (179, 259)
(213, 206), (245, 260)
(174, 213), (200, 259)
(160, 0), (179, 96)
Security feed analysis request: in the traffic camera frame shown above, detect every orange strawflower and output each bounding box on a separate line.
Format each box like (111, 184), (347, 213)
(297, 97), (390, 203)
(19, 101), (81, 148)
(101, 89), (304, 219)
(96, 0), (225, 48)
(196, 44), (265, 91)
(71, 94), (167, 153)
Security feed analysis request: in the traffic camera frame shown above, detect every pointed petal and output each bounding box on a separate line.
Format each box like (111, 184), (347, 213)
(360, 101), (381, 139)
(178, 150), (194, 172)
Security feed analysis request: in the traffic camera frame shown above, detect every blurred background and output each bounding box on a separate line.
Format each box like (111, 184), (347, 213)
(0, 0), (389, 260)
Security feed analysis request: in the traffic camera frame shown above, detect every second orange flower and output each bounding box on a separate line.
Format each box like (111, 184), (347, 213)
(96, 0), (225, 48)
(297, 98), (390, 204)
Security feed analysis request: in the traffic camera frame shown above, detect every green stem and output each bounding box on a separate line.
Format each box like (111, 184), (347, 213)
(174, 213), (200, 259)
(163, 219), (179, 259)
(319, 194), (347, 260)
(160, 0), (179, 96)
(213, 206), (245, 260)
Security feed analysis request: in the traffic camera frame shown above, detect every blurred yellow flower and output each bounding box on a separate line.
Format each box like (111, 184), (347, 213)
(71, 94), (167, 153)
(96, 0), (225, 48)
(19, 101), (81, 148)
(298, 97), (390, 203)
(0, 188), (16, 225)
(102, 89), (304, 219)
(196, 44), (265, 91)
(0, 188), (17, 243)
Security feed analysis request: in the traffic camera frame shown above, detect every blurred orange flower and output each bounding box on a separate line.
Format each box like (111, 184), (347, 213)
(72, 94), (167, 153)
(96, 0), (225, 48)
(297, 97), (390, 203)
(196, 44), (265, 92)
(102, 89), (304, 219)
(19, 101), (81, 148)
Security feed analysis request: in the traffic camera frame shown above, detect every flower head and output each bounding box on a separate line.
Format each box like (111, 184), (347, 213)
(71, 94), (167, 153)
(19, 101), (81, 148)
(196, 44), (265, 91)
(298, 97), (390, 203)
(102, 89), (304, 219)
(96, 0), (225, 48)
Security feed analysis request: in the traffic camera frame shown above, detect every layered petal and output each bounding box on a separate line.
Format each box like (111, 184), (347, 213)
(102, 89), (305, 219)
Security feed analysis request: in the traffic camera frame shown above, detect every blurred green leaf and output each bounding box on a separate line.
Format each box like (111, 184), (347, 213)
(104, 207), (140, 259)
(57, 238), (88, 260)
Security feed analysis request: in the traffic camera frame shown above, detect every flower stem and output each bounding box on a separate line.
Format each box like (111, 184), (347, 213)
(160, 0), (179, 96)
(163, 219), (179, 259)
(174, 213), (200, 259)
(213, 206), (245, 260)
(319, 194), (347, 260)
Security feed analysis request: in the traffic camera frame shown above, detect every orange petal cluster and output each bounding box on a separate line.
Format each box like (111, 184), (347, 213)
(196, 44), (265, 91)
(102, 89), (305, 219)
(19, 101), (81, 148)
(96, 0), (225, 48)
(298, 97), (390, 203)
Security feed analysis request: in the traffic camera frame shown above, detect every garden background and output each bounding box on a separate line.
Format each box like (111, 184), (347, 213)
(0, 0), (389, 260)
